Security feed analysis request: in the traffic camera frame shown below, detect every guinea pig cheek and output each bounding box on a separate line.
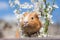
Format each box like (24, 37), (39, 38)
(28, 21), (37, 27)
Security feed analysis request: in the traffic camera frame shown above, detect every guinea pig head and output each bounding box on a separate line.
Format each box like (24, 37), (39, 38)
(21, 12), (42, 33)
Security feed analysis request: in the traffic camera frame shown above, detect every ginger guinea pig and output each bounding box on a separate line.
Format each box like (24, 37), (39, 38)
(20, 12), (42, 37)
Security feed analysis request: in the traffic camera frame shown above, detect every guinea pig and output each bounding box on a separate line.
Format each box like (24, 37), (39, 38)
(20, 12), (42, 37)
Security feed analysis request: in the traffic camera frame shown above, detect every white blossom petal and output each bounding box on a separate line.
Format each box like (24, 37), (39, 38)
(20, 14), (24, 22)
(20, 2), (33, 9)
(40, 27), (44, 32)
(9, 2), (14, 7)
(44, 16), (46, 19)
(31, 0), (36, 3)
(28, 5), (33, 8)
(14, 0), (20, 5)
(50, 20), (54, 24)
(53, 4), (59, 8)
(33, 2), (39, 11)
(13, 9), (20, 19)
(13, 9), (17, 14)
(47, 14), (53, 19)
(47, 6), (52, 11)
(9, 0), (15, 7)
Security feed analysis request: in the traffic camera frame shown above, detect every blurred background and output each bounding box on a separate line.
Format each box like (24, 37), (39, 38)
(0, 0), (60, 38)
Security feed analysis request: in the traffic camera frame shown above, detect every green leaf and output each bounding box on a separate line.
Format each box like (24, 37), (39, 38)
(44, 9), (48, 13)
(44, 19), (49, 34)
(43, 0), (46, 3)
(41, 4), (43, 8)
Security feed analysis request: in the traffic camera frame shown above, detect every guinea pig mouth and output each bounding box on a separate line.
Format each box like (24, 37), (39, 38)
(23, 23), (29, 27)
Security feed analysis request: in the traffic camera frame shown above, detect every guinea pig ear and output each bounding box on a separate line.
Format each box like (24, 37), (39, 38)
(23, 12), (29, 17)
(32, 12), (39, 19)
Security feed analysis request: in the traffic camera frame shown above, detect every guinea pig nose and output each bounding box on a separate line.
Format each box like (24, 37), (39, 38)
(24, 21), (28, 24)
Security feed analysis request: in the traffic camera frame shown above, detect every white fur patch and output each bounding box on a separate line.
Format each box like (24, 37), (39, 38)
(24, 14), (29, 22)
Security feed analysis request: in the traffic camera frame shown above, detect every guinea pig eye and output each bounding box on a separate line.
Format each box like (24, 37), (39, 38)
(31, 17), (34, 20)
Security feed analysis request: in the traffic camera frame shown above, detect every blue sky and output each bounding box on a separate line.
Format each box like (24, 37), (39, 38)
(0, 0), (60, 23)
